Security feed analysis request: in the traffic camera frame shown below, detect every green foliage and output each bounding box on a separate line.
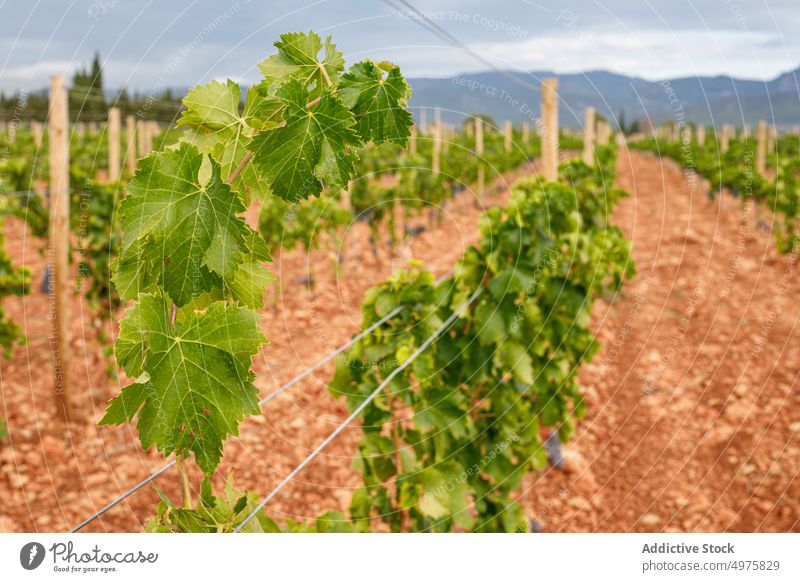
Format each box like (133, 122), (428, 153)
(112, 143), (270, 308)
(0, 221), (30, 357)
(102, 30), (413, 500)
(630, 134), (800, 253)
(179, 31), (412, 204)
(146, 476), (280, 533)
(100, 295), (266, 474)
(258, 194), (350, 252)
(329, 147), (634, 532)
(70, 52), (106, 120)
(146, 475), (362, 533)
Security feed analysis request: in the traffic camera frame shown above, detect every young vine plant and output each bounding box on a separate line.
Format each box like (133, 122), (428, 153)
(330, 148), (634, 532)
(100, 31), (413, 516)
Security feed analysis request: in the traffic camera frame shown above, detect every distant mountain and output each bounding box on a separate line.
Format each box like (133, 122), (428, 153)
(406, 67), (800, 129)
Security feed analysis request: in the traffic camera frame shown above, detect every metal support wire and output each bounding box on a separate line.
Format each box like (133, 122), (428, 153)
(233, 285), (483, 532)
(70, 271), (454, 532)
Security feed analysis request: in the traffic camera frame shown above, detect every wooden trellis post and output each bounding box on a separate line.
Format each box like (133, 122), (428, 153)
(143, 121), (151, 154)
(32, 121), (44, 148)
(768, 124), (776, 154)
(503, 121), (512, 152)
(582, 106), (595, 166)
(432, 117), (442, 176)
(756, 119), (767, 176)
(475, 116), (484, 197)
(147, 120), (158, 152)
(697, 125), (706, 146)
(721, 124), (731, 154)
(137, 120), (147, 156)
(409, 125), (417, 155)
(108, 107), (121, 181)
(522, 121), (530, 145)
(540, 77), (559, 182)
(125, 115), (137, 176)
(48, 76), (74, 421)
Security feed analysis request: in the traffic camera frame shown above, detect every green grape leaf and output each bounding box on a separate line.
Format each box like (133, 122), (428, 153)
(248, 80), (359, 201)
(419, 464), (473, 528)
(499, 340), (534, 386)
(113, 143), (256, 306)
(179, 79), (242, 131)
(101, 294), (266, 475)
(179, 81), (283, 201)
(474, 301), (506, 346)
(226, 232), (276, 309)
(258, 31), (345, 93)
(339, 60), (413, 145)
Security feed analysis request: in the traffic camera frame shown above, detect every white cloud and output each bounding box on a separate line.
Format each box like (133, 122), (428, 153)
(3, 60), (76, 81)
(467, 29), (796, 80)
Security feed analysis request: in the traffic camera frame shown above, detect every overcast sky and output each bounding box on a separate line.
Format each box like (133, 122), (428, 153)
(1, 0), (798, 92)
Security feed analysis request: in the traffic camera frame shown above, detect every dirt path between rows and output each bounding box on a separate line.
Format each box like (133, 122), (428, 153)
(522, 148), (800, 532)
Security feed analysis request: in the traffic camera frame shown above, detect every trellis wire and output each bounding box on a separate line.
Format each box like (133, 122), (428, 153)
(233, 285), (483, 532)
(71, 271), (453, 532)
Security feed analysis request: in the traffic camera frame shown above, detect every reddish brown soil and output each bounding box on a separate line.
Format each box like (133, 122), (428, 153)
(523, 149), (800, 532)
(1, 149), (799, 533)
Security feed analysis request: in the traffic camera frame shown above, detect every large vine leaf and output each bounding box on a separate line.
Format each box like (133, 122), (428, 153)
(339, 60), (413, 145)
(248, 80), (359, 201)
(258, 31), (345, 94)
(100, 294), (267, 474)
(113, 142), (260, 307)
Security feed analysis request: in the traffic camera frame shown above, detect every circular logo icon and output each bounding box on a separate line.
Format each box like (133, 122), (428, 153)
(20, 542), (46, 570)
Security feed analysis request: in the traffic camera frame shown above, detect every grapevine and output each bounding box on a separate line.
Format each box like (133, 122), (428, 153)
(328, 145), (633, 532)
(99, 30), (413, 518)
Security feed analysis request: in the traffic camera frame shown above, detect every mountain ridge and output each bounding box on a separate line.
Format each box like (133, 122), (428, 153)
(406, 66), (800, 128)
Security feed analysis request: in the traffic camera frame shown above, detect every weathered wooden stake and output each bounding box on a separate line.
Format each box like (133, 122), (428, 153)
(721, 124), (731, 154)
(475, 116), (484, 196)
(108, 107), (121, 181)
(503, 120), (512, 152)
(768, 124), (776, 154)
(582, 106), (595, 166)
(125, 115), (137, 176)
(48, 76), (74, 421)
(697, 125), (706, 146)
(756, 119), (767, 176)
(409, 125), (417, 155)
(432, 118), (442, 176)
(32, 121), (44, 148)
(147, 120), (158, 152)
(540, 77), (559, 181)
(522, 121), (530, 145)
(137, 120), (147, 156)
